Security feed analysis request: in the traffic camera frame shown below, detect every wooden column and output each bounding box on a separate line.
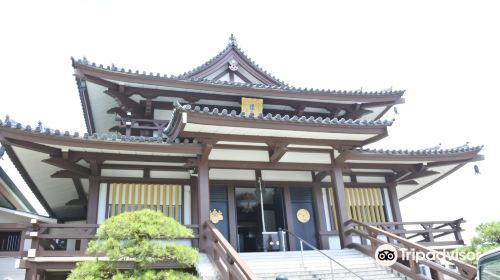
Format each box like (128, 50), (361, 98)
(283, 186), (296, 251)
(86, 160), (100, 224)
(197, 154), (210, 252)
(330, 164), (351, 248)
(387, 186), (403, 223)
(227, 185), (238, 249)
(312, 182), (329, 249)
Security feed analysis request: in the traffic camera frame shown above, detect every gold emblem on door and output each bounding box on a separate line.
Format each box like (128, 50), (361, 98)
(296, 208), (310, 223)
(210, 209), (224, 224)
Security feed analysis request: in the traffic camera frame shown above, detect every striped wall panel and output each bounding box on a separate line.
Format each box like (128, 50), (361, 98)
(326, 187), (388, 230)
(107, 183), (183, 222)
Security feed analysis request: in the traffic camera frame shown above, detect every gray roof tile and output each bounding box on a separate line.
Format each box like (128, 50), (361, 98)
(0, 116), (196, 145)
(353, 145), (483, 155)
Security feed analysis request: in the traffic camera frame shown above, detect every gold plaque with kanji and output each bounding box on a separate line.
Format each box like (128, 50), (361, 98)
(241, 97), (263, 116)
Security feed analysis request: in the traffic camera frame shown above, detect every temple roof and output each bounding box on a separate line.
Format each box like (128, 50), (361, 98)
(178, 34), (285, 86)
(71, 34), (405, 98)
(72, 56), (405, 97)
(164, 103), (393, 145)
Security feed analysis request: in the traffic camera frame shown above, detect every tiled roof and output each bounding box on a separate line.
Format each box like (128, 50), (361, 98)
(176, 34), (285, 86)
(0, 116), (197, 145)
(72, 57), (405, 97)
(172, 103), (394, 126)
(353, 145), (483, 155)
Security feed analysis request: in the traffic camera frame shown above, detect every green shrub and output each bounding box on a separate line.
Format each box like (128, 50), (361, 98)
(68, 209), (199, 279)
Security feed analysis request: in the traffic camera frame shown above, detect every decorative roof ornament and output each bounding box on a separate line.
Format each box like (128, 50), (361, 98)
(228, 33), (237, 47)
(228, 59), (238, 71)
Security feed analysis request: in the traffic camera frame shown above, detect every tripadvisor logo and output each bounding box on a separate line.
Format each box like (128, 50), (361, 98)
(375, 244), (398, 267)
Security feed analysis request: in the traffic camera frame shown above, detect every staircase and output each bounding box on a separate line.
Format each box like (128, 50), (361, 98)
(239, 249), (407, 280)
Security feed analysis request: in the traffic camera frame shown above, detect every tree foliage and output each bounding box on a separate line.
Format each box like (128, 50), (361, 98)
(456, 221), (500, 265)
(68, 209), (199, 280)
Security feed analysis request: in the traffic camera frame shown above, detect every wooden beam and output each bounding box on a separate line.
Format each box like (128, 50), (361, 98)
(68, 151), (197, 163)
(180, 132), (363, 147)
(269, 143), (288, 163)
(42, 157), (90, 177)
(314, 171), (329, 182)
(71, 178), (87, 201)
(204, 160), (332, 171)
(51, 170), (84, 178)
(3, 137), (61, 156)
(101, 164), (188, 171)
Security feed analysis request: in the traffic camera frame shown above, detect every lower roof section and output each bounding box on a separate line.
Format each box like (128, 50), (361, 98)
(335, 146), (484, 200)
(0, 117), (484, 219)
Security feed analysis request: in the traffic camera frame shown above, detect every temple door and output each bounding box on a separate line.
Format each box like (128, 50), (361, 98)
(289, 187), (317, 249)
(209, 186), (230, 241)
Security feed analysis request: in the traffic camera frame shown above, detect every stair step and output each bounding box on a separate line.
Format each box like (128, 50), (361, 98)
(239, 249), (406, 280)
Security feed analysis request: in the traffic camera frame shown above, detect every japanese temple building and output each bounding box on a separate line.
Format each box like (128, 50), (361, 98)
(0, 35), (484, 280)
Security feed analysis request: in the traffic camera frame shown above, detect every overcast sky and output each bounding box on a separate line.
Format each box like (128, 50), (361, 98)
(0, 0), (498, 243)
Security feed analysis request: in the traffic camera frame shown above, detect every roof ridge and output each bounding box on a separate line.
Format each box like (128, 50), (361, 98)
(176, 34), (287, 86)
(71, 57), (405, 97)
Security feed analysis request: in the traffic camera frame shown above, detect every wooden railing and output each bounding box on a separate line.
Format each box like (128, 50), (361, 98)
(346, 219), (477, 280)
(369, 219), (465, 247)
(202, 222), (257, 280)
(0, 221), (199, 258)
(116, 117), (169, 136)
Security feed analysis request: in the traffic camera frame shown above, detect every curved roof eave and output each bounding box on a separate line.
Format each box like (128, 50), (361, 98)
(71, 58), (405, 102)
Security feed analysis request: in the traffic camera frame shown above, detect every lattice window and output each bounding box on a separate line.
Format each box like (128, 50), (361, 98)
(107, 183), (183, 222)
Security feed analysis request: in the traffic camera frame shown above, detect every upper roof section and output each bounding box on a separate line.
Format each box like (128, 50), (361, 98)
(71, 35), (405, 135)
(178, 34), (285, 86)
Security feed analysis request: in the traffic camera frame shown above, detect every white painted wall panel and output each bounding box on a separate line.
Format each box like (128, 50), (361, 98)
(279, 152), (331, 164)
(101, 169), (143, 177)
(209, 169), (255, 180)
(356, 176), (386, 183)
(261, 170), (312, 182)
(150, 171), (190, 179)
(209, 149), (269, 162)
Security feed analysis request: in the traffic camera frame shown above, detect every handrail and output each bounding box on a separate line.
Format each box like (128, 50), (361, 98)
(346, 219), (477, 280)
(203, 222), (258, 280)
(282, 228), (364, 280)
(367, 219), (465, 245)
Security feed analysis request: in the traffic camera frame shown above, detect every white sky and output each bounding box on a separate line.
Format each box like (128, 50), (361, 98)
(0, 0), (498, 243)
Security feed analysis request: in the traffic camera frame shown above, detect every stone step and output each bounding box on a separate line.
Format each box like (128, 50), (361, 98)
(239, 249), (406, 280)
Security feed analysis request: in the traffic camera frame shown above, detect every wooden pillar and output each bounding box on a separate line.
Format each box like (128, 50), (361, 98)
(86, 176), (99, 224)
(283, 186), (296, 251)
(387, 186), (403, 223)
(197, 155), (210, 252)
(331, 164), (351, 248)
(227, 185), (238, 249)
(190, 177), (199, 226)
(86, 160), (100, 224)
(312, 182), (328, 249)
